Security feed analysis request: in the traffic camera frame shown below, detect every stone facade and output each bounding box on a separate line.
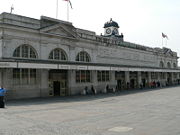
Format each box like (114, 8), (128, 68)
(0, 12), (179, 99)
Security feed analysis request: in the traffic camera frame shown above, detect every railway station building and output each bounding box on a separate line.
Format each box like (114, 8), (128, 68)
(0, 12), (179, 99)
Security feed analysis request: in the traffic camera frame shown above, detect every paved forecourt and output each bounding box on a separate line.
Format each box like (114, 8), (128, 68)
(1, 86), (180, 135)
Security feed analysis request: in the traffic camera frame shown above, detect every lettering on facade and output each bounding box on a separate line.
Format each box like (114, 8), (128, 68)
(98, 47), (143, 61)
(59, 65), (70, 69)
(0, 63), (10, 67)
(77, 66), (87, 70)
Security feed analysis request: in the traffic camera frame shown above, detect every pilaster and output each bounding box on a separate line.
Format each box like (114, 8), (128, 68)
(125, 71), (130, 89)
(137, 71), (142, 88)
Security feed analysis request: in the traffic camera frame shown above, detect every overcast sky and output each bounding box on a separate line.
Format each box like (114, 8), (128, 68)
(0, 0), (180, 59)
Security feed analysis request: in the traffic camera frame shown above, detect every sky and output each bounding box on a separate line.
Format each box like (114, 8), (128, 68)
(0, 0), (180, 61)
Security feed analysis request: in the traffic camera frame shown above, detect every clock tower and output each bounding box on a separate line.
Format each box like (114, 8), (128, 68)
(103, 18), (123, 40)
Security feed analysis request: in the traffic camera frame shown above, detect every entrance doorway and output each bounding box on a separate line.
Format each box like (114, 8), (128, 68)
(130, 79), (135, 89)
(117, 80), (122, 90)
(142, 79), (146, 87)
(49, 70), (68, 96)
(53, 81), (60, 96)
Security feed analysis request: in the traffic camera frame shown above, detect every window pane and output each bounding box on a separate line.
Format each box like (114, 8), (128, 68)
(30, 48), (36, 58)
(76, 52), (90, 62)
(76, 71), (80, 83)
(106, 71), (110, 81)
(30, 69), (36, 84)
(97, 71), (101, 82)
(13, 47), (20, 57)
(21, 69), (28, 84)
(13, 69), (20, 84)
(85, 53), (90, 62)
(86, 71), (91, 82)
(49, 52), (53, 59)
(13, 45), (37, 59)
(81, 70), (86, 82)
(61, 52), (66, 60)
(54, 49), (60, 60)
(22, 45), (28, 58)
(49, 49), (67, 60)
(102, 71), (106, 81)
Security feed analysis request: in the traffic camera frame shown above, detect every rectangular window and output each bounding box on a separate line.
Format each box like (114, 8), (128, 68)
(97, 71), (110, 82)
(13, 68), (37, 85)
(76, 70), (91, 83)
(81, 70), (86, 82)
(102, 71), (106, 81)
(76, 71), (80, 83)
(86, 70), (91, 82)
(97, 71), (101, 82)
(106, 71), (110, 81)
(30, 69), (36, 84)
(13, 69), (20, 84)
(21, 69), (28, 84)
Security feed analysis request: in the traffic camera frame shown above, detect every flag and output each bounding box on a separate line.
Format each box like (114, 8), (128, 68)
(162, 33), (168, 39)
(63, 0), (73, 9)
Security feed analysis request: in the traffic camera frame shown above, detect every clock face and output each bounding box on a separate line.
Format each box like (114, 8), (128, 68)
(106, 28), (111, 34)
(113, 28), (118, 34)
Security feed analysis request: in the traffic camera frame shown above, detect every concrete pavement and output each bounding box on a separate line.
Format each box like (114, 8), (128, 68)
(1, 86), (180, 135)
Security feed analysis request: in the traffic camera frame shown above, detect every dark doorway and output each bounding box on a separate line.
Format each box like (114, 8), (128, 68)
(142, 79), (146, 87)
(130, 79), (135, 89)
(53, 81), (60, 96)
(117, 80), (122, 90)
(49, 70), (68, 96)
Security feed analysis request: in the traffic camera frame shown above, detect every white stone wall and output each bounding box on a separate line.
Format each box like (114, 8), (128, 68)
(0, 13), (179, 99)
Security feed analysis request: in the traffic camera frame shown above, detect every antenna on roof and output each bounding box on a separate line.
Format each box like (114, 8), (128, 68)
(10, 5), (14, 14)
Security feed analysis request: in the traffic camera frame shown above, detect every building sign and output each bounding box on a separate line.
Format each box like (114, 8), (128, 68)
(77, 66), (88, 70)
(0, 62), (17, 68)
(88, 66), (110, 71)
(58, 65), (70, 69)
(18, 63), (58, 69)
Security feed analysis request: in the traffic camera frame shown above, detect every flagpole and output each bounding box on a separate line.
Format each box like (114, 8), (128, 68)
(67, 1), (69, 21)
(56, 0), (59, 18)
(162, 37), (164, 47)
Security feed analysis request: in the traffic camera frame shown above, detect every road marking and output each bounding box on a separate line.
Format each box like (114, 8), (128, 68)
(108, 126), (133, 132)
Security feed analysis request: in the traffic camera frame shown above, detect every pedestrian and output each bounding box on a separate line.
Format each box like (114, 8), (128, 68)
(106, 84), (109, 92)
(85, 86), (88, 95)
(0, 87), (6, 108)
(140, 82), (143, 89)
(91, 85), (96, 95)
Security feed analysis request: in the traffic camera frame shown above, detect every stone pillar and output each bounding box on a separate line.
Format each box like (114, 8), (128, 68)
(110, 71), (116, 86)
(157, 72), (160, 81)
(147, 72), (151, 87)
(164, 72), (168, 86)
(178, 73), (180, 84)
(40, 69), (49, 97)
(0, 40), (3, 58)
(68, 70), (76, 95)
(92, 70), (98, 87)
(171, 72), (174, 85)
(125, 71), (130, 89)
(137, 71), (142, 89)
(0, 69), (2, 87)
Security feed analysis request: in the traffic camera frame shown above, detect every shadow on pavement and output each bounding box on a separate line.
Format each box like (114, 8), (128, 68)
(6, 85), (180, 107)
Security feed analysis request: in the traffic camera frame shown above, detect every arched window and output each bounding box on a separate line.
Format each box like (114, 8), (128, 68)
(76, 51), (91, 62)
(159, 61), (164, 68)
(49, 48), (67, 61)
(13, 44), (37, 59)
(173, 63), (177, 68)
(167, 62), (171, 68)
